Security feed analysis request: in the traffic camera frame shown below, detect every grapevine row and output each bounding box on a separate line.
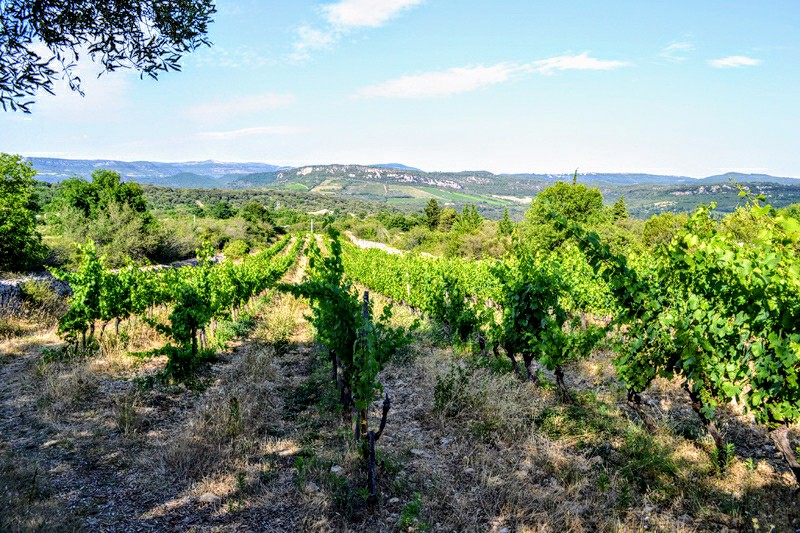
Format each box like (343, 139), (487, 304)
(340, 237), (603, 399)
(282, 229), (412, 503)
(55, 234), (302, 376)
(553, 198), (800, 479)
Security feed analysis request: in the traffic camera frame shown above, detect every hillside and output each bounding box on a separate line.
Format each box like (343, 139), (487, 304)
(25, 157), (800, 218)
(227, 165), (800, 218)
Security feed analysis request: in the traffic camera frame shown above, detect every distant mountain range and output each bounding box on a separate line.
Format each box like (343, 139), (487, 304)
(26, 157), (289, 184)
(24, 157), (800, 218)
(26, 157), (799, 187)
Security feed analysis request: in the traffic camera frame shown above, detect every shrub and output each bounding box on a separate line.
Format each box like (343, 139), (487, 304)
(223, 239), (250, 260)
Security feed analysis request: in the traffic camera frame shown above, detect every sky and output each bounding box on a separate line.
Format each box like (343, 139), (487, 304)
(2, 0), (799, 178)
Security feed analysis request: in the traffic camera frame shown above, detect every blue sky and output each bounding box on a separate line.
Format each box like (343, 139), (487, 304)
(2, 0), (798, 177)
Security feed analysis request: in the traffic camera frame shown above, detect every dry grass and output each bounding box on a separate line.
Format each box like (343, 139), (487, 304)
(0, 280), (67, 343)
(254, 292), (306, 346)
(158, 343), (284, 481)
(1, 329), (61, 358)
(33, 358), (100, 415)
(3, 271), (800, 531)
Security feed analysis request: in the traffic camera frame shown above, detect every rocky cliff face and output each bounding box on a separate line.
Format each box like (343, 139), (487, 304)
(276, 165), (465, 190)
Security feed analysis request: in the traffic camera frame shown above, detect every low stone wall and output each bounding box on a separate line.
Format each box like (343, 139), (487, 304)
(0, 273), (72, 314)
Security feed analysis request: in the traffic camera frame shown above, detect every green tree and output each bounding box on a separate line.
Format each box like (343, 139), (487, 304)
(0, 153), (47, 271)
(453, 203), (483, 234)
(612, 195), (628, 221)
(720, 206), (761, 243)
(423, 198), (442, 230)
(438, 208), (459, 232)
(208, 201), (235, 220)
(498, 207), (514, 236)
(780, 203), (800, 221)
(53, 170), (148, 219)
(240, 201), (273, 225)
(1, 0), (216, 112)
(642, 212), (689, 248)
(527, 181), (605, 227)
(240, 201), (276, 243)
(523, 181), (606, 252)
(50, 169), (160, 266)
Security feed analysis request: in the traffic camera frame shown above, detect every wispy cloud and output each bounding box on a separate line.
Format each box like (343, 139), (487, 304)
(660, 42), (694, 63)
(291, 0), (423, 61)
(198, 126), (305, 140)
(357, 64), (522, 99)
(186, 93), (296, 120)
(290, 26), (340, 61)
(322, 0), (423, 28)
(36, 62), (133, 120)
(357, 53), (630, 99)
(527, 52), (631, 74)
(708, 55), (762, 68)
(189, 46), (274, 69)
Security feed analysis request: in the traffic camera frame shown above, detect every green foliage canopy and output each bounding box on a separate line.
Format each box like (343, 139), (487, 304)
(452, 203), (483, 234)
(0, 0), (216, 112)
(524, 181), (607, 252)
(423, 198), (442, 231)
(498, 207), (514, 236)
(50, 169), (160, 266)
(0, 153), (47, 271)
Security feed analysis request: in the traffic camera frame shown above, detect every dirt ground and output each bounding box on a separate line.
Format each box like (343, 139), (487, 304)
(3, 249), (800, 532)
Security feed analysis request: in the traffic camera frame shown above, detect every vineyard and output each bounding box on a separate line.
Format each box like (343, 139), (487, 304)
(341, 197), (800, 484)
(2, 197), (800, 531)
(51, 234), (301, 379)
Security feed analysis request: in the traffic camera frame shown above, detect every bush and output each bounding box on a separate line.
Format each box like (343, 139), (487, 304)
(223, 239), (250, 260)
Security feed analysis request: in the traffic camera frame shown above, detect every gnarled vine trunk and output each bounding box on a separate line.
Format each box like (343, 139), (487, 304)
(687, 387), (728, 469)
(770, 425), (800, 486)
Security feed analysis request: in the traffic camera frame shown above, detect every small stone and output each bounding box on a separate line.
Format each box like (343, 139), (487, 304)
(304, 482), (319, 494)
(464, 467), (475, 474)
(440, 437), (454, 447)
(330, 465), (342, 474)
(410, 448), (426, 456)
(198, 492), (220, 504)
(499, 528), (510, 533)
(388, 497), (400, 504)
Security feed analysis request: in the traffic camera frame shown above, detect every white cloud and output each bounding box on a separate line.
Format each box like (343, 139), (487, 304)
(290, 25), (340, 62)
(528, 52), (631, 74)
(708, 55), (762, 68)
(186, 93), (296, 120)
(357, 53), (630, 99)
(322, 0), (423, 28)
(291, 0), (423, 61)
(660, 42), (694, 63)
(198, 126), (305, 140)
(357, 64), (522, 99)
